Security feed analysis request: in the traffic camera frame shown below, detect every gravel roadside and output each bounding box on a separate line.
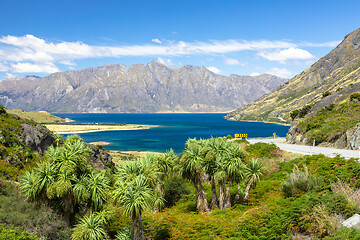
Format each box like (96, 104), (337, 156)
(247, 138), (360, 159)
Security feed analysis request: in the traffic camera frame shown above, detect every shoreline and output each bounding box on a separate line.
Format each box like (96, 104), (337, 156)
(226, 118), (291, 126)
(45, 123), (159, 134)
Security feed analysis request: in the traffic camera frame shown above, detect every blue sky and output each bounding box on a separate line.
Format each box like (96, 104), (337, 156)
(0, 0), (359, 80)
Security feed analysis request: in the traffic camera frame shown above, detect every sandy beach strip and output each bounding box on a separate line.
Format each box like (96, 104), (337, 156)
(44, 123), (158, 134)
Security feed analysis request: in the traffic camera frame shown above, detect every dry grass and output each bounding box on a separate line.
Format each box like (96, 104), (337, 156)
(331, 180), (360, 208)
(109, 150), (163, 165)
(310, 205), (342, 237)
(7, 109), (65, 123)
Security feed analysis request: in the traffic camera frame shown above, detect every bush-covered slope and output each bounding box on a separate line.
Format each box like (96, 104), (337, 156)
(286, 83), (360, 148)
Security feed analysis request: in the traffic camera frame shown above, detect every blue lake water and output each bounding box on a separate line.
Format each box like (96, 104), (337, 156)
(52, 113), (290, 153)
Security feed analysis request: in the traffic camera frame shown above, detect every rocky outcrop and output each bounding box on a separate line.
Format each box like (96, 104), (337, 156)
(0, 62), (287, 113)
(348, 124), (360, 150)
(20, 123), (54, 154)
(87, 144), (114, 170)
(287, 122), (360, 150)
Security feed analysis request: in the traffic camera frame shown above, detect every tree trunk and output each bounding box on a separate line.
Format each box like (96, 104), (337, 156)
(154, 181), (163, 213)
(64, 211), (71, 227)
(210, 177), (218, 209)
(224, 181), (232, 209)
(243, 181), (252, 202)
(197, 175), (210, 214)
(234, 182), (241, 203)
(218, 180), (225, 210)
(191, 178), (202, 211)
(138, 213), (145, 240)
(132, 210), (139, 240)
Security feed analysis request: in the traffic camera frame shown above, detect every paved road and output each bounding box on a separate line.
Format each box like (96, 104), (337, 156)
(247, 138), (360, 159)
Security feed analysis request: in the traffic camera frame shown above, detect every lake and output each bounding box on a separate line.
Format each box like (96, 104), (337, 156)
(52, 113), (290, 153)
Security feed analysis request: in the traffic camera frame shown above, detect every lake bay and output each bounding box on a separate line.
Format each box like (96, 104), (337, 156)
(52, 113), (290, 153)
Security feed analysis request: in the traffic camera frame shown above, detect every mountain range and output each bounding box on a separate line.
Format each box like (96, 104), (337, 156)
(0, 61), (287, 113)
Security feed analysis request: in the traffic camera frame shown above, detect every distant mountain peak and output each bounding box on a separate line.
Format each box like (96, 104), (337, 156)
(0, 62), (287, 113)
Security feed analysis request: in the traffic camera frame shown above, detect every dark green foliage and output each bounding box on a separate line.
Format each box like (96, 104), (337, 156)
(0, 224), (37, 240)
(336, 87), (343, 92)
(151, 224), (172, 240)
(245, 142), (279, 158)
(0, 180), (71, 239)
(234, 139), (249, 144)
(290, 109), (300, 120)
(324, 103), (335, 111)
(350, 92), (360, 101)
(0, 104), (6, 115)
(328, 227), (360, 240)
(226, 134), (233, 139)
(322, 91), (331, 98)
(163, 175), (190, 207)
(0, 160), (18, 180)
(297, 105), (311, 118)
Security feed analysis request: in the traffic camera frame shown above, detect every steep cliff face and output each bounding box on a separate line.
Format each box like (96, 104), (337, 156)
(227, 27), (360, 122)
(0, 61), (287, 113)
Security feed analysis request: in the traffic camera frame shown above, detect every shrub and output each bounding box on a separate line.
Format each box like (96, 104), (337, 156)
(281, 165), (322, 197)
(226, 135), (233, 140)
(234, 139), (249, 144)
(290, 109), (300, 120)
(336, 87), (343, 92)
(0, 180), (71, 239)
(322, 91), (331, 98)
(0, 104), (6, 115)
(0, 160), (18, 180)
(350, 92), (360, 101)
(245, 143), (279, 159)
(163, 175), (190, 208)
(325, 104), (335, 111)
(331, 180), (360, 208)
(0, 224), (38, 240)
(298, 105), (311, 118)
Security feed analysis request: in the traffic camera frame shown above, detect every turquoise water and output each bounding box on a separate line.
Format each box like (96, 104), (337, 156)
(52, 113), (290, 153)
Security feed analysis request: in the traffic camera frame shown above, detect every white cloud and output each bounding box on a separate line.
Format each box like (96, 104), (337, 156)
(152, 38), (162, 44)
(300, 41), (340, 48)
(0, 62), (8, 71)
(266, 67), (292, 78)
(11, 62), (59, 73)
(250, 72), (260, 77)
(0, 34), (337, 75)
(157, 57), (173, 66)
(206, 66), (221, 74)
(6, 73), (15, 79)
(224, 56), (242, 65)
(59, 60), (76, 66)
(258, 48), (315, 63)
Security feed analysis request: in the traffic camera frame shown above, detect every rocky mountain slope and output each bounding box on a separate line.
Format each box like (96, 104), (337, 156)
(0, 61), (287, 113)
(286, 82), (360, 149)
(226, 27), (360, 123)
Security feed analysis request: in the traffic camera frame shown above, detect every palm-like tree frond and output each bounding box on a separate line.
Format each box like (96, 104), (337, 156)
(20, 171), (38, 201)
(71, 213), (107, 240)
